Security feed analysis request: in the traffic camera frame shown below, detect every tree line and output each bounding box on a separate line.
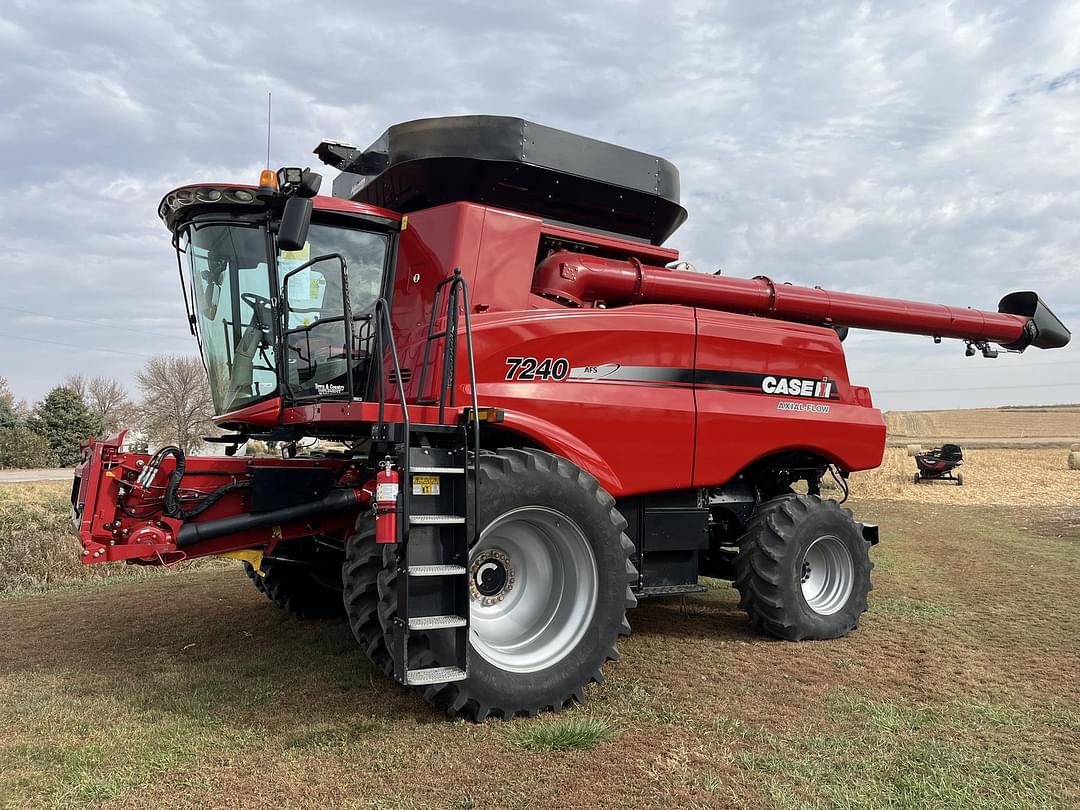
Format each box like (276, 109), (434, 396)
(0, 355), (215, 469)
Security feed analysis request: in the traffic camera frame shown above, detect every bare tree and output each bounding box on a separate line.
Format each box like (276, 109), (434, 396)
(63, 374), (88, 402)
(87, 376), (134, 434)
(62, 374), (134, 435)
(135, 355), (215, 453)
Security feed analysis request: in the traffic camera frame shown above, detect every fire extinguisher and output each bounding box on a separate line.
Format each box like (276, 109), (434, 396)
(375, 457), (399, 544)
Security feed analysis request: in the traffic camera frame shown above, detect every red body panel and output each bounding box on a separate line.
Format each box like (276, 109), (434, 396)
(692, 310), (884, 484)
(464, 306), (698, 496)
(383, 202), (884, 497)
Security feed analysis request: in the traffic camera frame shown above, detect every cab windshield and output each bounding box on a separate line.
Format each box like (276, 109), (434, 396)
(183, 218), (390, 414)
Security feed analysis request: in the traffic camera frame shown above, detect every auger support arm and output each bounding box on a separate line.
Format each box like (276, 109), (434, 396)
(532, 251), (1070, 352)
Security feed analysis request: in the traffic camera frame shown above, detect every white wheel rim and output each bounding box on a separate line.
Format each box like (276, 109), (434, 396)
(468, 507), (598, 673)
(800, 534), (854, 616)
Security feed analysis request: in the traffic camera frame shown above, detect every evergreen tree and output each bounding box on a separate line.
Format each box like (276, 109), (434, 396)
(0, 377), (18, 429)
(27, 386), (104, 466)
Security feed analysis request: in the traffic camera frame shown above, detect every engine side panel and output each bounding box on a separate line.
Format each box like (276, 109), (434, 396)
(450, 305), (698, 497)
(693, 309), (886, 484)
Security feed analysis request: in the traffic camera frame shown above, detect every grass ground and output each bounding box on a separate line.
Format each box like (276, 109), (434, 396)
(1, 496), (1077, 809)
(0, 482), (220, 594)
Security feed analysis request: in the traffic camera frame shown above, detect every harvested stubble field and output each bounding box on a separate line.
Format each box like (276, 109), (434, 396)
(1, 465), (1078, 809)
(849, 447), (1080, 509)
(885, 404), (1080, 448)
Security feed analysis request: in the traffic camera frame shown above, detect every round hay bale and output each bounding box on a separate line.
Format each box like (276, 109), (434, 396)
(1071, 442), (1080, 452)
(820, 474), (840, 491)
(905, 444), (923, 457)
(1069, 451), (1080, 471)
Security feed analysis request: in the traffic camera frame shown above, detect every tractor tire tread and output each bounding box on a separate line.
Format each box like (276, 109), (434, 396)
(343, 516), (394, 676)
(734, 493), (873, 641)
(377, 447), (637, 721)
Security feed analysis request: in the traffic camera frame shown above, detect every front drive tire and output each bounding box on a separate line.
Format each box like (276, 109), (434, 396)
(734, 494), (873, 641)
(379, 448), (637, 720)
(342, 518), (394, 676)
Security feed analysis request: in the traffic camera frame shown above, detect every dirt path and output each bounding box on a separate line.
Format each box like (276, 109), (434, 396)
(0, 469), (73, 484)
(0, 499), (1077, 809)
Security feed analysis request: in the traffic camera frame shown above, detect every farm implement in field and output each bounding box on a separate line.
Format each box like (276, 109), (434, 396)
(71, 116), (1070, 719)
(913, 444), (966, 485)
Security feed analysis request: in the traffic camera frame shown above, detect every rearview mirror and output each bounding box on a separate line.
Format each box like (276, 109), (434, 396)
(277, 196), (313, 252)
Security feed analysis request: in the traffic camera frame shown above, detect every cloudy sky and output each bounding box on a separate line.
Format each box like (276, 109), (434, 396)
(1, 0), (1077, 412)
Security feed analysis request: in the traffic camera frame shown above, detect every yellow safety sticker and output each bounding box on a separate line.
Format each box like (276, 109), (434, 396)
(280, 244), (310, 262)
(412, 475), (440, 496)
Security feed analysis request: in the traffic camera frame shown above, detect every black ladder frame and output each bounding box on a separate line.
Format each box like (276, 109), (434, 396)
(373, 269), (481, 687)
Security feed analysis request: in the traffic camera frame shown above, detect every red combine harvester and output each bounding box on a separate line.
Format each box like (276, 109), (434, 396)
(72, 116), (1070, 719)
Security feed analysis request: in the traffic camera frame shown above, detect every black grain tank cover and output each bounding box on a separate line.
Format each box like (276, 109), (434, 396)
(325, 116), (688, 245)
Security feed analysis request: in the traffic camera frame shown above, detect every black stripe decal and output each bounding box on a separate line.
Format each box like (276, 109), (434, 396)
(567, 364), (841, 399)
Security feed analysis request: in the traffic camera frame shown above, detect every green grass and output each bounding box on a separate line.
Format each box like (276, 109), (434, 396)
(868, 595), (951, 620)
(731, 691), (1073, 810)
(0, 685), (259, 807)
(506, 716), (615, 752)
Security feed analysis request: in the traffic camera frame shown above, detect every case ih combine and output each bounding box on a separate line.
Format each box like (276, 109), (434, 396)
(72, 116), (1070, 720)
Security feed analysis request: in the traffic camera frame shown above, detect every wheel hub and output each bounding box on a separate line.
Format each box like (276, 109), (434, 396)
(469, 550), (515, 605)
(799, 534), (855, 616)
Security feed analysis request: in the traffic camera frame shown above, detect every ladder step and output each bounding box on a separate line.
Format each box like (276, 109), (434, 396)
(410, 466), (465, 475)
(406, 666), (467, 686)
(407, 564), (467, 577)
(408, 614), (467, 630)
(409, 515), (465, 525)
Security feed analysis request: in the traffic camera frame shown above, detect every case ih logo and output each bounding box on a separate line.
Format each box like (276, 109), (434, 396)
(761, 376), (834, 399)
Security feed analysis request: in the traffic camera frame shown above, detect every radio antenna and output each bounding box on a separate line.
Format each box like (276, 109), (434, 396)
(265, 92), (272, 169)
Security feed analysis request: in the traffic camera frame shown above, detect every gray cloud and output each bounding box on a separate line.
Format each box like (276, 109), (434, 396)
(0, 0), (1077, 410)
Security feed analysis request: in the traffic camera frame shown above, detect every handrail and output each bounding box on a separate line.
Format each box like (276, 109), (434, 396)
(373, 297), (411, 543)
(455, 273), (483, 545)
(413, 268), (482, 541)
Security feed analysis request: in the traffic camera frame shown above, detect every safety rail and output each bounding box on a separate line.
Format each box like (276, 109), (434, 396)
(413, 268), (482, 541)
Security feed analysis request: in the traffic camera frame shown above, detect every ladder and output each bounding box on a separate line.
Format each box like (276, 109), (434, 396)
(388, 424), (471, 686)
(370, 270), (480, 688)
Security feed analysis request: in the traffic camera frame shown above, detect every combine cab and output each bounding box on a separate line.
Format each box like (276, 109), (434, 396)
(72, 116), (1070, 719)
